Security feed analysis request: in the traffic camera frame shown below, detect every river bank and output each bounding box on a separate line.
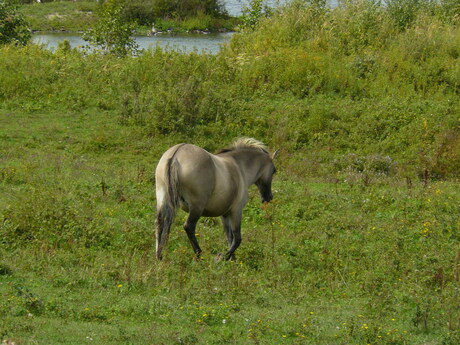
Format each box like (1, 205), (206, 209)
(19, 1), (239, 34)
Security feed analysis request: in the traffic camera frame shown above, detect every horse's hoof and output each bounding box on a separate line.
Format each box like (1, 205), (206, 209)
(215, 253), (225, 262)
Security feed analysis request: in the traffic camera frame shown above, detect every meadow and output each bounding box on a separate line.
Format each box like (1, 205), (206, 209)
(1, 0), (460, 344)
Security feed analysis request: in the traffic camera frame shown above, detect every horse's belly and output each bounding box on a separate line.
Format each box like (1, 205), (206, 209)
(202, 204), (230, 217)
(178, 192), (230, 217)
(177, 178), (235, 217)
(202, 158), (242, 217)
(202, 189), (235, 217)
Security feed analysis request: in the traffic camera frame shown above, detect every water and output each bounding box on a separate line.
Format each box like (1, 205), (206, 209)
(32, 32), (234, 55)
(31, 1), (285, 54)
(33, 1), (337, 54)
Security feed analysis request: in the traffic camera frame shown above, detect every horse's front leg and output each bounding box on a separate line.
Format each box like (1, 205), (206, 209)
(184, 212), (202, 258)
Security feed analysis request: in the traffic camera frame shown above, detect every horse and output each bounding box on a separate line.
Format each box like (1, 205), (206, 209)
(155, 138), (279, 260)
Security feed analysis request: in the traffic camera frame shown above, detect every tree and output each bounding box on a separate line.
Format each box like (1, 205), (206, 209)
(0, 1), (31, 45)
(83, 0), (138, 57)
(240, 0), (273, 31)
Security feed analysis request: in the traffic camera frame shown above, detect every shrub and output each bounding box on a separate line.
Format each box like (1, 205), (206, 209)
(0, 1), (31, 45)
(119, 0), (228, 26)
(83, 0), (138, 57)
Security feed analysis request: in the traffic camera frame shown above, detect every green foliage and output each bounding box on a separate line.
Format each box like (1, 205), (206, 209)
(10, 0), (91, 3)
(440, 0), (460, 23)
(82, 0), (138, 57)
(386, 0), (431, 30)
(17, 0), (234, 33)
(108, 0), (228, 27)
(0, 1), (30, 45)
(240, 0), (273, 31)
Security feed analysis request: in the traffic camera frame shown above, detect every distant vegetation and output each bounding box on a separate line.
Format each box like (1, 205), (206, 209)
(15, 0), (236, 32)
(4, 0), (459, 178)
(121, 0), (228, 23)
(1, 0), (459, 344)
(16, 0), (100, 32)
(13, 0), (228, 18)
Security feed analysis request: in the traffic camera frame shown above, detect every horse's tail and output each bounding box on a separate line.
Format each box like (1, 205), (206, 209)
(155, 144), (184, 260)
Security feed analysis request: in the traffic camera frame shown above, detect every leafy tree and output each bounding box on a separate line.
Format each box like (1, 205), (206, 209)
(83, 0), (138, 57)
(0, 1), (31, 45)
(240, 0), (273, 31)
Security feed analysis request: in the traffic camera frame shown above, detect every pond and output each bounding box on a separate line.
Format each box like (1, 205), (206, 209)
(32, 32), (234, 55)
(31, 1), (287, 54)
(32, 1), (337, 54)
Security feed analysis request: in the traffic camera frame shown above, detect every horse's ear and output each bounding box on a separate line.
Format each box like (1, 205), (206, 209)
(271, 149), (280, 160)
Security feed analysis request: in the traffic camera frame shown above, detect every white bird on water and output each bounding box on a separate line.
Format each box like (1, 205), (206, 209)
(151, 24), (158, 36)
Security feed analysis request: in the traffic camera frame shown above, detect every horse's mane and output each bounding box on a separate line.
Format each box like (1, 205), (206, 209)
(217, 137), (269, 154)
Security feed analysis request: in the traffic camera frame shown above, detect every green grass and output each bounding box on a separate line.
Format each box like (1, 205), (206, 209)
(1, 108), (459, 344)
(1, 0), (460, 343)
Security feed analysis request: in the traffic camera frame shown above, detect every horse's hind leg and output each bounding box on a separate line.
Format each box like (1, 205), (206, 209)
(184, 212), (202, 258)
(223, 210), (242, 261)
(221, 216), (236, 260)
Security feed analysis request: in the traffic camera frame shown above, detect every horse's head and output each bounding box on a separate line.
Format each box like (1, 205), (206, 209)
(255, 150), (279, 203)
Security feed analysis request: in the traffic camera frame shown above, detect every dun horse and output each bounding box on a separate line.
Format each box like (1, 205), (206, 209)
(155, 138), (278, 260)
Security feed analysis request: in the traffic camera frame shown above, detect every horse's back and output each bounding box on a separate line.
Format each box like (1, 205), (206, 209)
(175, 144), (215, 181)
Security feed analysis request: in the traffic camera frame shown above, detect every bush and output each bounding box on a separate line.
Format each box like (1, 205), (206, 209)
(0, 2), (31, 45)
(83, 0), (138, 57)
(119, 0), (228, 26)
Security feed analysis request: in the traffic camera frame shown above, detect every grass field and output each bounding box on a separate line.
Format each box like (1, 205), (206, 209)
(1, 0), (460, 344)
(0, 111), (460, 344)
(1, 109), (459, 344)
